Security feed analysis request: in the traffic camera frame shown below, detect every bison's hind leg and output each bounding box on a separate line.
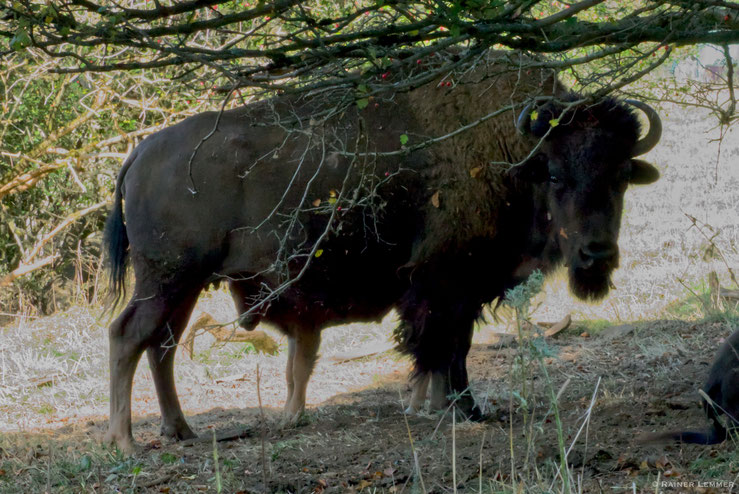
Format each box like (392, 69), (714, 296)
(105, 276), (204, 453)
(105, 289), (177, 453)
(283, 327), (321, 425)
(228, 280), (264, 331)
(146, 287), (202, 441)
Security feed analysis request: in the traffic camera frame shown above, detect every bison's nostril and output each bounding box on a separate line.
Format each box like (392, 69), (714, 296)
(580, 241), (617, 261)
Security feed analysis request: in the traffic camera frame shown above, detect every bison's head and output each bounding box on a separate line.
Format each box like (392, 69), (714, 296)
(512, 97), (661, 300)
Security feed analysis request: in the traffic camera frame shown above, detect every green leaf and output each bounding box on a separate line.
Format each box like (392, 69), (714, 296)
(530, 110), (538, 121)
(79, 456), (92, 471)
(315, 249), (324, 258)
(356, 98), (369, 110)
(549, 118), (559, 128)
(399, 134), (409, 146)
(9, 29), (31, 51)
(160, 452), (178, 464)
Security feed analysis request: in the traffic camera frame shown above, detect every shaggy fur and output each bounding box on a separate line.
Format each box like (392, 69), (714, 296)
(102, 50), (660, 450)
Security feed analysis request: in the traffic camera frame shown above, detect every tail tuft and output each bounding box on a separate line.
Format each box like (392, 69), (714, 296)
(103, 152), (136, 311)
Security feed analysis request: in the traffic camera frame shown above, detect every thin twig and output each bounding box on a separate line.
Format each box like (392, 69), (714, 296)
(256, 364), (269, 491)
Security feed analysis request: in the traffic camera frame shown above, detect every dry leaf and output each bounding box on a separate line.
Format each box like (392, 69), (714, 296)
(431, 191), (440, 208)
(357, 479), (372, 490)
(544, 314), (572, 337)
(469, 166), (482, 178)
(559, 227), (568, 239)
(312, 198), (321, 207)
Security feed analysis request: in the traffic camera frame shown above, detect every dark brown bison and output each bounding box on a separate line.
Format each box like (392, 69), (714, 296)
(103, 51), (661, 452)
(643, 327), (739, 445)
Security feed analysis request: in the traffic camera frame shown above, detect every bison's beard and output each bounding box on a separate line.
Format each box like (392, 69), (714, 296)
(568, 264), (615, 301)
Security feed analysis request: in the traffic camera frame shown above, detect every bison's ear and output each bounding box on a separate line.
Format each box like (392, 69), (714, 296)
(629, 159), (659, 185)
(508, 154), (548, 183)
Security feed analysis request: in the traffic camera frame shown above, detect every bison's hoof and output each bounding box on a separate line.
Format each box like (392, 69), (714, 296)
(453, 402), (484, 422)
(404, 405), (421, 415)
(103, 429), (136, 455)
(160, 422), (197, 441)
(278, 409), (304, 428)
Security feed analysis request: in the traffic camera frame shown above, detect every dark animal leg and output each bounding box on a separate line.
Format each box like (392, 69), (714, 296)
(426, 365), (480, 420)
(228, 280), (261, 331)
(104, 291), (174, 453)
(406, 372), (431, 414)
(146, 289), (201, 441)
(400, 290), (482, 420)
(428, 371), (449, 411)
(448, 347), (481, 420)
(284, 327), (321, 423)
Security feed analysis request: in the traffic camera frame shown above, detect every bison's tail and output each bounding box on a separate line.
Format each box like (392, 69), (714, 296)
(103, 150), (136, 311)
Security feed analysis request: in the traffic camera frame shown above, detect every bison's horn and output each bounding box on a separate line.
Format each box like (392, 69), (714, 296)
(626, 99), (662, 156)
(516, 101), (535, 135)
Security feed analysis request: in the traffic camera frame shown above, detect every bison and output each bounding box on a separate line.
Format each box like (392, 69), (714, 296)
(643, 327), (739, 445)
(103, 51), (661, 452)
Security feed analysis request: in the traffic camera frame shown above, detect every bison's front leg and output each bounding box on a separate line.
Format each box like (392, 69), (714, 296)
(283, 327), (321, 424)
(399, 289), (482, 421)
(406, 371), (452, 414)
(447, 349), (481, 421)
(409, 370), (480, 419)
(405, 372), (431, 414)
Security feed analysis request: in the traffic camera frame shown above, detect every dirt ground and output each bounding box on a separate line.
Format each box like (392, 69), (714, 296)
(1, 313), (737, 493)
